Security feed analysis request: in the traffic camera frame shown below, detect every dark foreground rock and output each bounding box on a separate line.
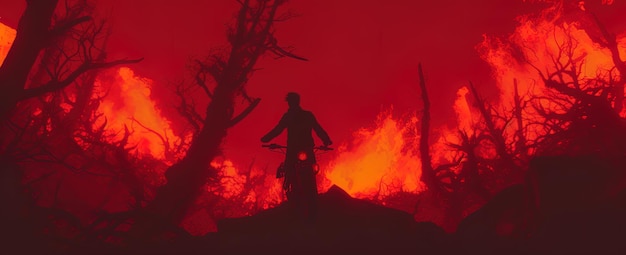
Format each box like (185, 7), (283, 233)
(152, 171), (626, 255)
(455, 155), (626, 255)
(11, 155), (626, 255)
(214, 185), (450, 255)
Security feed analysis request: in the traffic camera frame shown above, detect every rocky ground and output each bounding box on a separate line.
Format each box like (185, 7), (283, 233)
(7, 156), (626, 255)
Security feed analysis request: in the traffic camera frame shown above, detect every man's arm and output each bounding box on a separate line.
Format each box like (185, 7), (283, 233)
(261, 114), (287, 143)
(311, 113), (332, 146)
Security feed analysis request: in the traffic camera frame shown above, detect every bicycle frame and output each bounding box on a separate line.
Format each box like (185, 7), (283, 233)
(262, 143), (332, 197)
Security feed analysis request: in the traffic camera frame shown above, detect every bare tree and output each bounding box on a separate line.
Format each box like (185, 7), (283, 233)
(0, 0), (141, 125)
(417, 64), (440, 194)
(517, 21), (626, 155)
(0, 2), (149, 252)
(584, 13), (626, 113)
(128, 0), (306, 242)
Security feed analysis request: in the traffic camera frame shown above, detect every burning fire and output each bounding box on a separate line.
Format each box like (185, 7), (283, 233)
(478, 3), (626, 144)
(453, 86), (476, 132)
(94, 67), (181, 160)
(2, 0), (625, 233)
(0, 21), (283, 232)
(319, 86), (479, 199)
(0, 22), (16, 65)
(321, 2), (626, 203)
(321, 111), (424, 197)
(94, 67), (284, 211)
(211, 159), (283, 208)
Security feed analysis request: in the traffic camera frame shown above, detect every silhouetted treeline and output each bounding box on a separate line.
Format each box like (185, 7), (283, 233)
(1, 0), (625, 254)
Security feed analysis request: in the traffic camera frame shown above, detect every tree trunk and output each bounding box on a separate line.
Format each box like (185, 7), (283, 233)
(417, 64), (444, 194)
(513, 79), (528, 161)
(468, 82), (522, 178)
(0, 0), (140, 125)
(588, 13), (626, 114)
(0, 0), (59, 122)
(128, 87), (236, 241)
(127, 0), (296, 242)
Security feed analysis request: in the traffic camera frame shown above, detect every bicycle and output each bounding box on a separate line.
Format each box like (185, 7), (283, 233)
(262, 143), (333, 219)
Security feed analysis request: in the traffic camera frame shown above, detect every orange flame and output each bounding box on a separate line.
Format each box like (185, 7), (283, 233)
(478, 6), (626, 145)
(210, 159), (283, 208)
(0, 22), (16, 66)
(94, 67), (181, 160)
(93, 68), (285, 209)
(0, 21), (283, 233)
(430, 86), (480, 166)
(322, 110), (424, 197)
(454, 86), (476, 132)
(3, 1), (623, 231)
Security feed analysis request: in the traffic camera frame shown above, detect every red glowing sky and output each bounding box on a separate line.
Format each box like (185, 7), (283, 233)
(2, 0), (625, 165)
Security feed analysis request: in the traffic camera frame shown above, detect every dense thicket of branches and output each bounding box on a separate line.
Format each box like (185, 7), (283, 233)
(411, 2), (626, 231)
(1, 0), (625, 253)
(2, 0), (307, 250)
(127, 0), (307, 244)
(0, 1), (144, 253)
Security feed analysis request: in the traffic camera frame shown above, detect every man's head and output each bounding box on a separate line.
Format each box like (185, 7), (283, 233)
(285, 92), (300, 108)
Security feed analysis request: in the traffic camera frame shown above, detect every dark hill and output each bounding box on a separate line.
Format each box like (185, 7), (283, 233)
(213, 185), (449, 255)
(18, 155), (626, 255)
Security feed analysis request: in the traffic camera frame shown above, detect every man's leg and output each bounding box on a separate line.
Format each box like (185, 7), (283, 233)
(302, 159), (318, 222)
(283, 153), (300, 212)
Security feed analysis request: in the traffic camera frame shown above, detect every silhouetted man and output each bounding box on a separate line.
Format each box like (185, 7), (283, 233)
(261, 92), (332, 219)
(261, 92), (332, 161)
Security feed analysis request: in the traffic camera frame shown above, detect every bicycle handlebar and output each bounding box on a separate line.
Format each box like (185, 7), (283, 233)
(262, 144), (286, 149)
(262, 143), (333, 151)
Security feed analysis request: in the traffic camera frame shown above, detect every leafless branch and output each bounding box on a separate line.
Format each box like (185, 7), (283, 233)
(229, 98), (261, 127)
(21, 58), (143, 100)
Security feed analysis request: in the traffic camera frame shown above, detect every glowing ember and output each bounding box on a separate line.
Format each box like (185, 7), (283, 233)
(0, 22), (16, 66)
(322, 110), (424, 197)
(298, 152), (307, 161)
